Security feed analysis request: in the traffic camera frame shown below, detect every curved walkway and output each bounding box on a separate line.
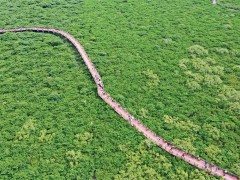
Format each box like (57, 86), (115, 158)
(0, 28), (239, 180)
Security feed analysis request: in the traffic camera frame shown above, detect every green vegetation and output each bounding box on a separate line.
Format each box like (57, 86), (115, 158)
(0, 0), (239, 179)
(220, 0), (240, 8)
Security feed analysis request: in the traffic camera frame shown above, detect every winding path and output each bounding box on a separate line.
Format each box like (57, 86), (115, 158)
(0, 28), (239, 180)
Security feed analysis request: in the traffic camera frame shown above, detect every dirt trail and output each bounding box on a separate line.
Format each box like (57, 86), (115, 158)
(0, 28), (239, 180)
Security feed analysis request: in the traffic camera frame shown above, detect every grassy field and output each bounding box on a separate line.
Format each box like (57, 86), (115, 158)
(0, 0), (239, 179)
(220, 0), (240, 7)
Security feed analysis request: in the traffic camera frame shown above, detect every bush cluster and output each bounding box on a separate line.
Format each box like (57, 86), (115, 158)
(179, 57), (224, 90)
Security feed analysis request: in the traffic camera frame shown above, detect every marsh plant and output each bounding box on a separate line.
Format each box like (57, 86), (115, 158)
(179, 56), (224, 90)
(187, 45), (208, 58)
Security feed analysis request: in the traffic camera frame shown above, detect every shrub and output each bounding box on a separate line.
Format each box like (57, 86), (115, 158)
(139, 108), (148, 118)
(231, 50), (240, 57)
(38, 129), (55, 143)
(191, 58), (210, 73)
(65, 150), (82, 168)
(211, 66), (224, 75)
(215, 48), (229, 55)
(205, 57), (216, 65)
(186, 80), (201, 90)
(15, 119), (36, 141)
(204, 145), (221, 163)
(218, 86), (240, 102)
(229, 102), (240, 115)
(203, 124), (220, 140)
(173, 137), (196, 154)
(163, 115), (175, 124)
(98, 52), (107, 56)
(179, 58), (189, 69)
(143, 69), (159, 87)
(73, 131), (93, 147)
(223, 24), (232, 29)
(203, 74), (222, 87)
(163, 38), (173, 45)
(180, 56), (224, 89)
(184, 70), (193, 76)
(163, 115), (200, 132)
(192, 73), (204, 83)
(187, 45), (208, 58)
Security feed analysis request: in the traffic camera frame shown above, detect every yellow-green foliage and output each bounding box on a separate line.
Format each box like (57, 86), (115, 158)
(163, 38), (174, 45)
(163, 115), (200, 132)
(203, 124), (220, 140)
(73, 131), (93, 147)
(173, 137), (196, 155)
(143, 69), (160, 87)
(15, 119), (36, 141)
(179, 57), (224, 90)
(65, 150), (82, 168)
(38, 129), (55, 143)
(86, 140), (223, 179)
(217, 85), (240, 115)
(139, 108), (148, 118)
(115, 141), (171, 179)
(215, 48), (229, 55)
(204, 145), (221, 164)
(188, 45), (208, 58)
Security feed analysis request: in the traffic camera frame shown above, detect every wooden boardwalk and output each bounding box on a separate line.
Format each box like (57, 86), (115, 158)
(0, 28), (239, 180)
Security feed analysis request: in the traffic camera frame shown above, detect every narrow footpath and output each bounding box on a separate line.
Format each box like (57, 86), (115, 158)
(0, 28), (239, 180)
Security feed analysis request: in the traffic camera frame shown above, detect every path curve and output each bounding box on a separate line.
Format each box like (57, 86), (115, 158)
(0, 28), (239, 180)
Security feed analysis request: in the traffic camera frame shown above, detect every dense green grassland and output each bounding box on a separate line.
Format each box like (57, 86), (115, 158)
(220, 0), (240, 7)
(0, 0), (239, 179)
